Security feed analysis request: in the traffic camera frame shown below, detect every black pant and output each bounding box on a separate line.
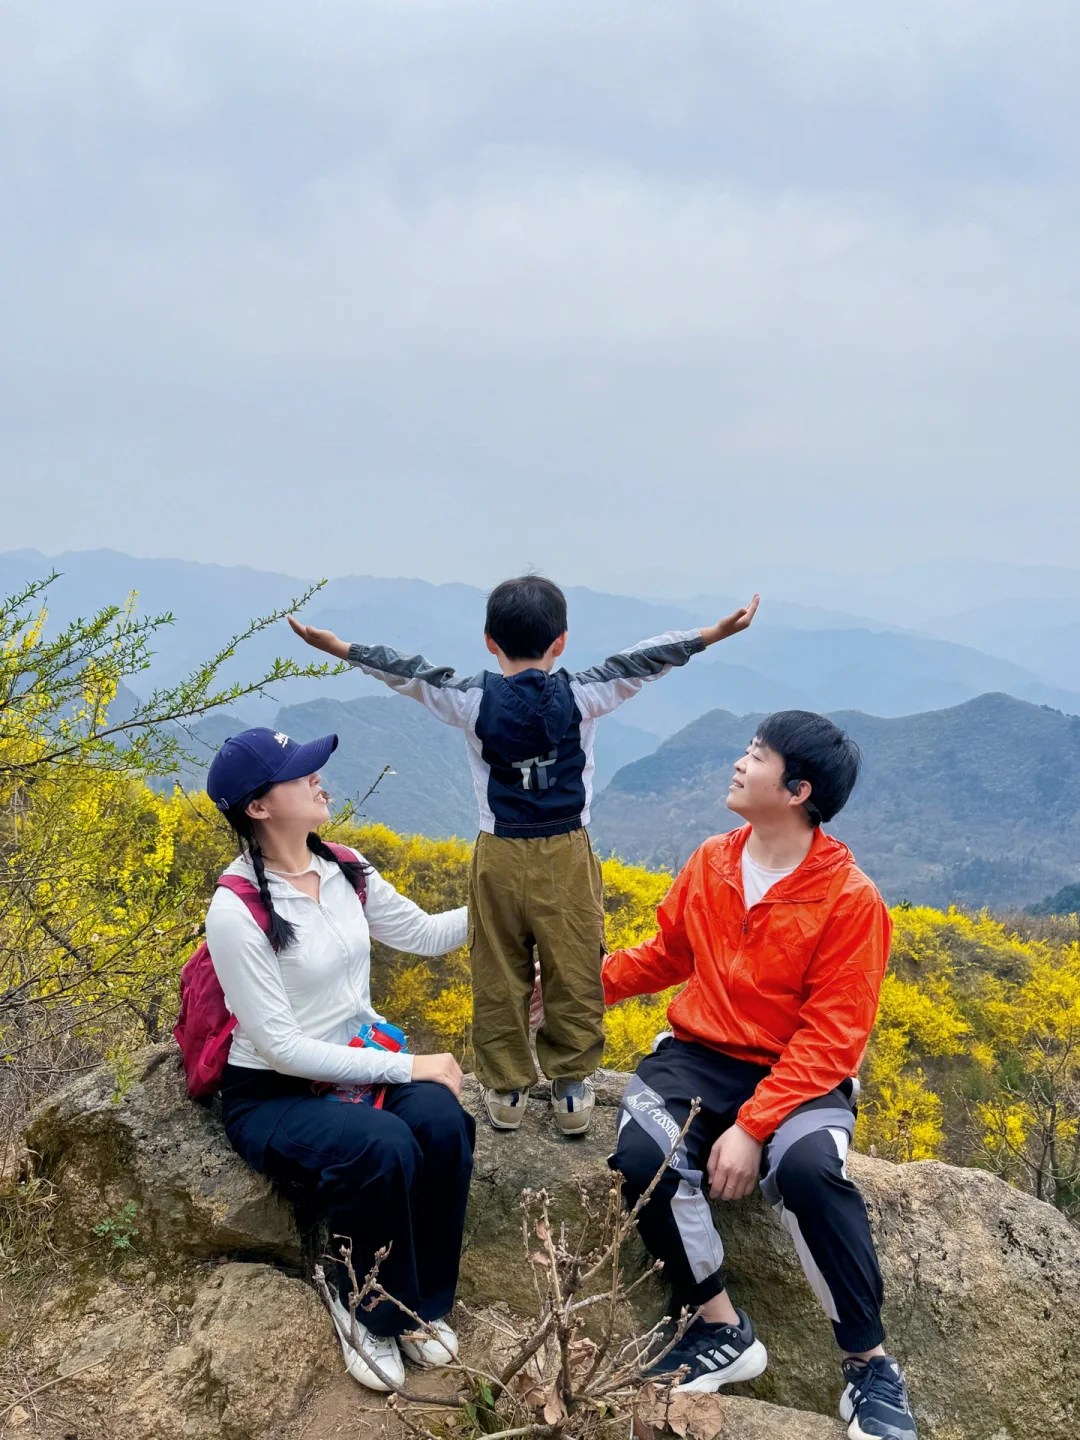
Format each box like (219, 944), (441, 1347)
(221, 1065), (476, 1336)
(612, 1038), (885, 1354)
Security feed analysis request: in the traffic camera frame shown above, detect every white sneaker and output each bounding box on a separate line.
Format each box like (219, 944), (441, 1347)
(399, 1318), (460, 1367)
(483, 1087), (528, 1130)
(329, 1295), (405, 1392)
(551, 1077), (595, 1134)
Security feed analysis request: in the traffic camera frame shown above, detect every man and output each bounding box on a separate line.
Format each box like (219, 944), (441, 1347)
(604, 711), (917, 1440)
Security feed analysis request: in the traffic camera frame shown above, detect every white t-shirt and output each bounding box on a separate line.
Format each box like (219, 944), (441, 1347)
(741, 847), (798, 909)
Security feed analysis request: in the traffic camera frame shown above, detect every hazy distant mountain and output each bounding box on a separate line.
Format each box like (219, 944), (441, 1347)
(590, 693), (1080, 910)
(275, 696), (478, 837)
(173, 685), (1080, 912)
(681, 594), (900, 633)
(157, 681), (1080, 911)
(878, 560), (1080, 614)
(175, 698), (660, 839)
(624, 625), (1080, 734)
(706, 625), (1080, 718)
(5, 549), (1080, 739)
(919, 599), (1080, 693)
(670, 559), (1080, 629)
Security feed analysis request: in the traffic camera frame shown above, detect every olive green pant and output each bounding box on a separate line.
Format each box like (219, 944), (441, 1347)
(468, 829), (606, 1092)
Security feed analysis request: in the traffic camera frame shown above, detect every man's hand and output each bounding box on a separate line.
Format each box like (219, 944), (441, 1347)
(287, 615), (351, 660)
(701, 594), (759, 647)
(707, 1124), (763, 1201)
(411, 1052), (464, 1097)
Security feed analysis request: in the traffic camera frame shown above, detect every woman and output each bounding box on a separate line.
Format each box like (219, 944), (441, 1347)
(203, 725), (474, 1393)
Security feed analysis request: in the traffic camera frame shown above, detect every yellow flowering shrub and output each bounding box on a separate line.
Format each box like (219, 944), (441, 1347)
(424, 984), (474, 1052)
(600, 857), (672, 952)
(598, 856), (677, 1069)
(856, 1066), (946, 1163)
(328, 822), (473, 1055)
(1, 568), (336, 1139)
(870, 973), (970, 1061)
(379, 962), (437, 1032)
(603, 994), (673, 1072)
(889, 904), (1039, 983)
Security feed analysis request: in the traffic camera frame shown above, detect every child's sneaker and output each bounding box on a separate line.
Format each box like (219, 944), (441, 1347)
(399, 1318), (460, 1367)
(329, 1294), (405, 1392)
(483, 1087), (528, 1130)
(550, 1077), (595, 1134)
(839, 1356), (918, 1440)
(648, 1309), (768, 1392)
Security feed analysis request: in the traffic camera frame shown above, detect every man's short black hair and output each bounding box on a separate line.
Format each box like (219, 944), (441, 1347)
(485, 575), (568, 661)
(754, 710), (861, 826)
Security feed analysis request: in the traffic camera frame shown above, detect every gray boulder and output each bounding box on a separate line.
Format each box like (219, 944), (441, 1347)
(25, 1051), (1080, 1438)
(118, 1263), (338, 1440)
(461, 1073), (1080, 1439)
(720, 1397), (845, 1439)
(27, 1263), (337, 1440)
(25, 1043), (300, 1265)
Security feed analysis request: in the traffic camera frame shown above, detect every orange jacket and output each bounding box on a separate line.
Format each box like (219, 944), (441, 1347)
(602, 826), (892, 1142)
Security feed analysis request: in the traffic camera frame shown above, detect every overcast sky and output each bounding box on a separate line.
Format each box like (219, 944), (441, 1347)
(2, 0), (1078, 598)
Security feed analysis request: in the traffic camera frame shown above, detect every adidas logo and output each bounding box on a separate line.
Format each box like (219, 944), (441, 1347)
(273, 732), (290, 747)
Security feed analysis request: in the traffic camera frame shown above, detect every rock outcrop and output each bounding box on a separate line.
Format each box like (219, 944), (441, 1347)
(25, 1044), (300, 1265)
(24, 1046), (1080, 1439)
(118, 1263), (338, 1440)
(27, 1263), (338, 1440)
(469, 1071), (1080, 1439)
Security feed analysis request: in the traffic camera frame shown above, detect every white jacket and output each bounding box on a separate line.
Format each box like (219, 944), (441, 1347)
(204, 846), (467, 1086)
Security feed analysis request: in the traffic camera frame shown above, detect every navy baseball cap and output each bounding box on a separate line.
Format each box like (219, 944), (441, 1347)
(206, 727), (339, 813)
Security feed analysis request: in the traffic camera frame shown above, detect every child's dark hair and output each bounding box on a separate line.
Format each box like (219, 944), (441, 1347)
(222, 786), (369, 951)
(485, 575), (568, 661)
(755, 710), (862, 826)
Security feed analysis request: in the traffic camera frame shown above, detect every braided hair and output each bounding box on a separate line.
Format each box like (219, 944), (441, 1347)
(305, 830), (369, 891)
(222, 786), (370, 953)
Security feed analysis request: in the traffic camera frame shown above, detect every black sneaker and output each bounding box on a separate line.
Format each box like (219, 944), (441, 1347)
(649, 1310), (768, 1393)
(839, 1356), (918, 1440)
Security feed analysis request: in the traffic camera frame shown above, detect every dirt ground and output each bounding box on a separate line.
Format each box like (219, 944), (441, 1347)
(0, 1285), (479, 1440)
(282, 1376), (416, 1440)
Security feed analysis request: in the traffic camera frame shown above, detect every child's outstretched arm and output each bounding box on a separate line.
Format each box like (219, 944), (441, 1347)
(569, 594), (759, 720)
(288, 616), (481, 731)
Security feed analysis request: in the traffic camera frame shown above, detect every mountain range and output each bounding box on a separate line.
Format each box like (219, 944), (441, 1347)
(590, 693), (1080, 910)
(176, 698), (659, 839)
(172, 688), (1080, 911)
(7, 548), (1080, 910)
(5, 548), (1080, 736)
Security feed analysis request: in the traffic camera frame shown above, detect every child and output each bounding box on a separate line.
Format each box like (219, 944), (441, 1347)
(603, 711), (918, 1439)
(289, 577), (758, 1133)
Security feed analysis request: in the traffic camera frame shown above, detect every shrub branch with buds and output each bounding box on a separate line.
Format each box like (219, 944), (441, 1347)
(314, 1098), (730, 1439)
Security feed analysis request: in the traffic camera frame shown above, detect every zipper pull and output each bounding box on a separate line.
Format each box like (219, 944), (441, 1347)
(742, 914), (748, 935)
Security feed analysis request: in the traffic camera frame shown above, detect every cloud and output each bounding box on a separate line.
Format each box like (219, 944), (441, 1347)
(1, 0), (1078, 591)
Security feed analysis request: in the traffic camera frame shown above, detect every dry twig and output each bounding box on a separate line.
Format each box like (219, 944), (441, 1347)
(313, 1096), (708, 1436)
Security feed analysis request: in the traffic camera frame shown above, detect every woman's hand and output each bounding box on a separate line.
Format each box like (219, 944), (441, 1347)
(412, 1052), (464, 1097)
(287, 615), (351, 660)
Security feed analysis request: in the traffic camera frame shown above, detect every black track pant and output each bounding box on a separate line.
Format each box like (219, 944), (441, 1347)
(222, 1065), (476, 1336)
(611, 1038), (885, 1354)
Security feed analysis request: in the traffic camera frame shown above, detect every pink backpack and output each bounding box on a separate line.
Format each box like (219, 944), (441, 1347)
(174, 844), (366, 1100)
